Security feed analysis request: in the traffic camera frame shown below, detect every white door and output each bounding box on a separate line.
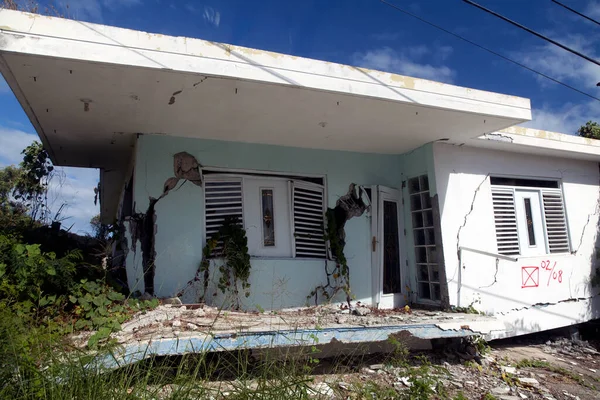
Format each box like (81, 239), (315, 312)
(372, 186), (406, 309)
(514, 190), (545, 257)
(243, 178), (292, 257)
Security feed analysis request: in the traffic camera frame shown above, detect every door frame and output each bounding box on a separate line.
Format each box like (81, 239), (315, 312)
(371, 185), (407, 309)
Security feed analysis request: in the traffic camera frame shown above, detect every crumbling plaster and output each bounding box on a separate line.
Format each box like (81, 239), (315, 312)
(433, 142), (600, 335)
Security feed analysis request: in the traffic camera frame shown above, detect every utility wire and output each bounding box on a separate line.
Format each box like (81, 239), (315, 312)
(551, 0), (600, 27)
(464, 0), (600, 67)
(379, 0), (600, 102)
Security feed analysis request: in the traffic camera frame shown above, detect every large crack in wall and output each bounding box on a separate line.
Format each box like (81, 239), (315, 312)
(127, 151), (203, 296)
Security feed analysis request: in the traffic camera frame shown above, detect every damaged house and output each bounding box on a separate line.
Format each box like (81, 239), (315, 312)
(2, 9), (600, 342)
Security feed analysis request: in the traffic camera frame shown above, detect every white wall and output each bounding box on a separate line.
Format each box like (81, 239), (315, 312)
(434, 143), (600, 336)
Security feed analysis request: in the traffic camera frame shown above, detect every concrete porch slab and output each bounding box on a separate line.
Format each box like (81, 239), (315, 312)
(89, 305), (506, 368)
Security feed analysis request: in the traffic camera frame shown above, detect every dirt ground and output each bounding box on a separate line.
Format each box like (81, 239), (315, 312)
(301, 335), (600, 399)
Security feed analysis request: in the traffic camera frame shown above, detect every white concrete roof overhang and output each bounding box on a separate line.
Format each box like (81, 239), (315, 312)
(0, 10), (532, 219)
(467, 127), (600, 162)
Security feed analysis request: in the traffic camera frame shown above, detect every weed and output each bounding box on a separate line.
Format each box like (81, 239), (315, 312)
(482, 393), (498, 400)
(353, 381), (399, 400)
(386, 336), (409, 367)
(453, 392), (469, 400)
(472, 335), (491, 355)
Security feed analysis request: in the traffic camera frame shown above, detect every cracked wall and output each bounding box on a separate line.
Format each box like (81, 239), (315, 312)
(130, 134), (403, 308)
(433, 142), (600, 336)
(122, 151), (203, 296)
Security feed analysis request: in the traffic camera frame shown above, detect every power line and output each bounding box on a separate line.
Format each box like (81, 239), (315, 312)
(379, 0), (600, 102)
(551, 0), (600, 27)
(463, 0), (600, 68)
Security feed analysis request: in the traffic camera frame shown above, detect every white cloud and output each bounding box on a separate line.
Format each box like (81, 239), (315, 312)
(0, 127), (99, 234)
(0, 127), (37, 165)
(352, 46), (456, 83)
(513, 33), (600, 89)
(511, 28), (600, 134)
(202, 6), (220, 28)
(521, 99), (600, 134)
(585, 1), (600, 20)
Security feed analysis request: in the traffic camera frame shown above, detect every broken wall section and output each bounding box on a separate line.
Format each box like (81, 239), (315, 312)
(433, 142), (600, 336)
(130, 134), (403, 309)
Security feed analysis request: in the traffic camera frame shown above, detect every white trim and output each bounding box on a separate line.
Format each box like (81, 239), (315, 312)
(203, 170), (327, 260)
(0, 10), (531, 120)
(490, 179), (571, 256)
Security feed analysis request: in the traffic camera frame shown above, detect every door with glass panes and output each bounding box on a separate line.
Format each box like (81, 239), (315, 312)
(372, 186), (406, 309)
(407, 175), (441, 303)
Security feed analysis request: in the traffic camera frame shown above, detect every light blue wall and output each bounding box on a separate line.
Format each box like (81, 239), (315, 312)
(131, 134), (433, 309)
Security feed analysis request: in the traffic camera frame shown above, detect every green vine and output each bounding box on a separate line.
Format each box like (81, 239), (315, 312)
(198, 216), (251, 309)
(307, 208), (352, 307)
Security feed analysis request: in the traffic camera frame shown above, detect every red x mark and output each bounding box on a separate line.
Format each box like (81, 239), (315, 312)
(522, 266), (539, 288)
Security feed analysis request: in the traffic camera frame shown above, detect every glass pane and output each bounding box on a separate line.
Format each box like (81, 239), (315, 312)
(432, 284), (441, 301)
(410, 194), (422, 211)
(383, 201), (402, 294)
(414, 229), (425, 245)
(427, 247), (437, 264)
(421, 193), (432, 209)
(419, 175), (429, 192)
(408, 177), (420, 194)
(412, 212), (424, 229)
(425, 228), (436, 245)
(418, 265), (429, 281)
(419, 282), (431, 299)
(415, 247), (427, 263)
(261, 189), (275, 246)
(423, 210), (434, 227)
(430, 265), (440, 282)
(523, 198), (536, 246)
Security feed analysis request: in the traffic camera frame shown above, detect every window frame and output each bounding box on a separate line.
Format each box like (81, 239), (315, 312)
(202, 169), (328, 260)
(407, 174), (441, 304)
(490, 176), (571, 257)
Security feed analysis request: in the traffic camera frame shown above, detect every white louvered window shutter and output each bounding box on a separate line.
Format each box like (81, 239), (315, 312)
(292, 182), (327, 259)
(541, 190), (570, 254)
(491, 188), (520, 256)
(204, 178), (244, 251)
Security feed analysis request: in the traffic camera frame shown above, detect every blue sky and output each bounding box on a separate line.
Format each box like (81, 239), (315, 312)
(1, 0), (600, 233)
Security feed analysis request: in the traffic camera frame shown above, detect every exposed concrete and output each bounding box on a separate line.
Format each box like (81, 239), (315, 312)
(77, 304), (504, 368)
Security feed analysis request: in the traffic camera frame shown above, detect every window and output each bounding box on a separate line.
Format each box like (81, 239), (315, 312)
(491, 177), (570, 256)
(204, 173), (326, 259)
(408, 175), (440, 302)
(261, 189), (275, 247)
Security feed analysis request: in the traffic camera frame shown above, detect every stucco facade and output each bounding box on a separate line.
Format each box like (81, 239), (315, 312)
(434, 142), (600, 337)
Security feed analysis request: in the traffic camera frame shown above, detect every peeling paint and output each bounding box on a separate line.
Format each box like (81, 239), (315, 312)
(481, 133), (514, 143)
(389, 74), (416, 89)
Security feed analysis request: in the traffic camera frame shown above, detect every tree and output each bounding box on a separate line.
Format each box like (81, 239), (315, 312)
(90, 214), (110, 241)
(0, 141), (53, 225)
(0, 165), (27, 225)
(577, 121), (600, 140)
